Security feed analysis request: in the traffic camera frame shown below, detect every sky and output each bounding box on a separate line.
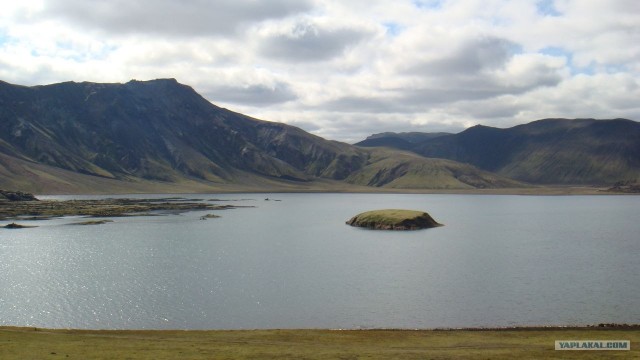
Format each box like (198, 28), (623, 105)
(0, 0), (639, 142)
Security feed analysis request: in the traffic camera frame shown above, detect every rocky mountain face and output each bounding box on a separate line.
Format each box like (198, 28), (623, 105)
(0, 79), (520, 193)
(358, 119), (640, 185)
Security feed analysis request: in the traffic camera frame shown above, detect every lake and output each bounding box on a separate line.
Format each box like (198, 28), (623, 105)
(1, 193), (639, 330)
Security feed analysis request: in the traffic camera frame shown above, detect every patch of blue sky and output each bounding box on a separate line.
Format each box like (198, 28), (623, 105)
(540, 46), (592, 75)
(0, 29), (10, 47)
(53, 40), (117, 61)
(604, 64), (628, 74)
(573, 65), (596, 76)
(96, 44), (118, 60)
(55, 40), (76, 51)
(539, 46), (569, 57)
(536, 0), (561, 16)
(412, 0), (444, 10)
(508, 43), (525, 56)
(383, 22), (403, 36)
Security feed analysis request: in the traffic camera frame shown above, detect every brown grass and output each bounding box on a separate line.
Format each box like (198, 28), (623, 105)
(1, 326), (637, 359)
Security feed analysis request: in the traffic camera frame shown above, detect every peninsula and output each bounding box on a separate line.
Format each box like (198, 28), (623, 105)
(0, 191), (238, 221)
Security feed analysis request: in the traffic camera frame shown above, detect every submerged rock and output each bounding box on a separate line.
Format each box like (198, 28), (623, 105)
(3, 222), (37, 229)
(346, 209), (442, 230)
(70, 220), (114, 226)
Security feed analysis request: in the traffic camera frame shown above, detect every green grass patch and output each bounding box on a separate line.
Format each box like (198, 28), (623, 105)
(347, 209), (442, 230)
(353, 209), (425, 225)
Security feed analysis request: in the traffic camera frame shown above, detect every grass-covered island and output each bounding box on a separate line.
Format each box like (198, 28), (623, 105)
(346, 209), (442, 230)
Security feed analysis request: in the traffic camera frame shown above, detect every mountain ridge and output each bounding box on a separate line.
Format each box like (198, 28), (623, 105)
(0, 79), (522, 193)
(357, 118), (640, 185)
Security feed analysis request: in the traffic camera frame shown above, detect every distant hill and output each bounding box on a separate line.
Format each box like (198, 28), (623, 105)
(415, 119), (640, 184)
(355, 132), (451, 150)
(357, 119), (640, 185)
(344, 148), (521, 189)
(0, 79), (521, 193)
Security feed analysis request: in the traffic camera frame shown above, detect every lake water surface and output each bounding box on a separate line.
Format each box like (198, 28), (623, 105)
(1, 193), (639, 329)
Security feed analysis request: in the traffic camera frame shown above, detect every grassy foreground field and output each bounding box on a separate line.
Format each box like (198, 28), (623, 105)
(1, 326), (637, 359)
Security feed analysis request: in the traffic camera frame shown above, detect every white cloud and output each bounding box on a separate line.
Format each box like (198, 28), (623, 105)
(256, 19), (374, 62)
(0, 0), (638, 142)
(205, 82), (297, 106)
(36, 0), (314, 37)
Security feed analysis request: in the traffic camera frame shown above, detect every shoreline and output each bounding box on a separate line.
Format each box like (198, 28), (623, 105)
(32, 186), (636, 196)
(3, 324), (639, 332)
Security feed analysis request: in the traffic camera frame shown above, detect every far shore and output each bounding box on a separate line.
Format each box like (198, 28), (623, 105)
(1, 325), (637, 359)
(31, 185), (634, 196)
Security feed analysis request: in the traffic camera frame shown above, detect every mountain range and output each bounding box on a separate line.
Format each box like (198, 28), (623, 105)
(357, 119), (640, 185)
(0, 79), (521, 193)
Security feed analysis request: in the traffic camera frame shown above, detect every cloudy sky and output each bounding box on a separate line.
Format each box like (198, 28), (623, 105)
(1, 0), (638, 142)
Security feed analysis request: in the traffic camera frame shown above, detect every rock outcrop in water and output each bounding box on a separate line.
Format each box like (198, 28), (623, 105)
(3, 222), (37, 229)
(346, 209), (442, 230)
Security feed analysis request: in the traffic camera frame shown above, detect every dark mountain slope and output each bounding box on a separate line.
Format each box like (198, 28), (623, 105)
(355, 137), (414, 151)
(413, 118), (640, 184)
(0, 79), (366, 183)
(0, 79), (520, 192)
(355, 132), (450, 150)
(362, 131), (452, 144)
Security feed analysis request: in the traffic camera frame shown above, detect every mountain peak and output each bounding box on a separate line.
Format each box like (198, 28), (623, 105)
(124, 78), (188, 91)
(127, 78), (179, 85)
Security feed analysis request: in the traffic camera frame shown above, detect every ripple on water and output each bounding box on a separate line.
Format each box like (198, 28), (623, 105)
(1, 193), (640, 329)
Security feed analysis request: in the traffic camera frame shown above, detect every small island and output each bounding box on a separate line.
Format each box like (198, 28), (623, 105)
(346, 209), (443, 230)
